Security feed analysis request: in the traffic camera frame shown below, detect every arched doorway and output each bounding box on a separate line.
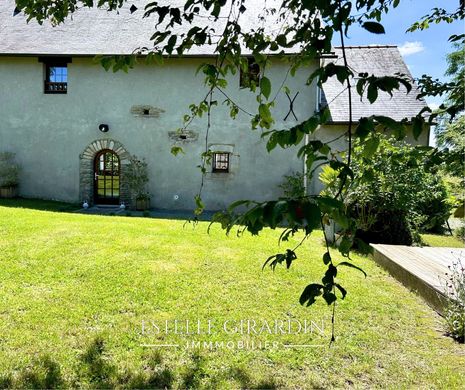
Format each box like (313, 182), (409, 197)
(94, 150), (120, 204)
(79, 138), (130, 206)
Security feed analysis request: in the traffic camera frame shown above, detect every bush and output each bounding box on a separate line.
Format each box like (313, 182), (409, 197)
(126, 155), (150, 202)
(354, 209), (414, 246)
(320, 136), (452, 244)
(443, 257), (465, 343)
(0, 152), (20, 188)
(456, 226), (465, 242)
(279, 172), (306, 198)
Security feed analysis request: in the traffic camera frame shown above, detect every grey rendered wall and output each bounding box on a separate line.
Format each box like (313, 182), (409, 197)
(0, 56), (318, 210)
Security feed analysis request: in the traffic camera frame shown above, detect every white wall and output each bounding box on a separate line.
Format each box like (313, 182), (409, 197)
(0, 56), (318, 209)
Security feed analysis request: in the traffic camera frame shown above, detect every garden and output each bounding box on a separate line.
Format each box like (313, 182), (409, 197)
(0, 1), (464, 388)
(0, 199), (464, 388)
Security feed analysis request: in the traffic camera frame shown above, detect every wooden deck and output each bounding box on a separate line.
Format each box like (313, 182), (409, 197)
(371, 244), (464, 313)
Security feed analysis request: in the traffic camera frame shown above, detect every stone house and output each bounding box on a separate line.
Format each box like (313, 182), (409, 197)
(0, 2), (428, 210)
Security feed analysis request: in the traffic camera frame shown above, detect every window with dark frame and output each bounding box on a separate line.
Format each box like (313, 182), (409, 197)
(40, 57), (71, 94)
(212, 152), (230, 173)
(239, 57), (260, 88)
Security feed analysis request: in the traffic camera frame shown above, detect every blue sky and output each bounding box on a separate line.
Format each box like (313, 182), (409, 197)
(333, 0), (463, 145)
(333, 0), (462, 108)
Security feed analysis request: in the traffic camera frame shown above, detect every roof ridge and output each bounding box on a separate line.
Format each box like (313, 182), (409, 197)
(333, 45), (398, 49)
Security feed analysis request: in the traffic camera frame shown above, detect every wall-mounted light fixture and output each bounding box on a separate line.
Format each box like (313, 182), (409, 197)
(99, 124), (109, 133)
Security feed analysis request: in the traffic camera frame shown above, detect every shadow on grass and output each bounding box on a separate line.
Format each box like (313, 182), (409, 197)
(0, 197), (81, 212)
(0, 336), (277, 389)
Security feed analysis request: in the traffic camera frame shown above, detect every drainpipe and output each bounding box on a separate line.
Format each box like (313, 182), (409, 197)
(303, 69), (321, 195)
(303, 132), (309, 194)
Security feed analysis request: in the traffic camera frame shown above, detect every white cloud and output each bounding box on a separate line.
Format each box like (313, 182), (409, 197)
(398, 41), (425, 57)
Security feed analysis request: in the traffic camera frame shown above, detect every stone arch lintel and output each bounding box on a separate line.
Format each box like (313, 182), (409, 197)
(79, 138), (131, 205)
(80, 138), (130, 161)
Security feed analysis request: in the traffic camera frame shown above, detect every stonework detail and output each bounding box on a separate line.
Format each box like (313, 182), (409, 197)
(130, 105), (165, 118)
(79, 139), (131, 206)
(168, 130), (199, 142)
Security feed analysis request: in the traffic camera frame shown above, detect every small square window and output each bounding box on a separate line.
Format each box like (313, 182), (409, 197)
(212, 152), (230, 173)
(44, 63), (68, 93)
(240, 57), (260, 88)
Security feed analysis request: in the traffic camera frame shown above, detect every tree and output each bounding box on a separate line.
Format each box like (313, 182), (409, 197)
(434, 42), (464, 178)
(15, 0), (465, 340)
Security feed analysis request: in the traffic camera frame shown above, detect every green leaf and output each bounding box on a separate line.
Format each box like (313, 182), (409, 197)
(374, 115), (406, 139)
(170, 146), (184, 156)
(317, 196), (344, 213)
(299, 283), (323, 306)
(323, 252), (331, 265)
(362, 21), (386, 34)
(258, 104), (273, 128)
(332, 208), (350, 229)
(285, 249), (297, 269)
(276, 34), (287, 47)
(262, 249), (297, 271)
(355, 117), (374, 140)
(322, 291), (337, 305)
(260, 76), (272, 100)
(194, 194), (204, 216)
(322, 263), (337, 285)
(166, 35), (177, 53)
(367, 83), (378, 103)
(227, 199), (251, 213)
(334, 283), (347, 299)
(302, 116), (320, 134)
(272, 201), (288, 226)
(301, 202), (321, 231)
(337, 261), (367, 277)
(338, 236), (352, 256)
(266, 132), (278, 152)
(363, 136), (380, 158)
(412, 116), (424, 140)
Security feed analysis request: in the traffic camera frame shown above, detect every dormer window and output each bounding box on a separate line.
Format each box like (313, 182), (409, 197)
(40, 57), (71, 94)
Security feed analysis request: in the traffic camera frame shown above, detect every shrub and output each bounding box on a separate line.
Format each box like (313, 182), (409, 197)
(279, 172), (306, 198)
(456, 226), (465, 242)
(126, 155), (150, 201)
(320, 136), (452, 244)
(0, 152), (20, 188)
(354, 209), (414, 246)
(443, 256), (465, 343)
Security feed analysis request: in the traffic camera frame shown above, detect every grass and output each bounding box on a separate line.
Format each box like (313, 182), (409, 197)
(0, 197), (81, 212)
(421, 233), (464, 248)
(0, 199), (464, 388)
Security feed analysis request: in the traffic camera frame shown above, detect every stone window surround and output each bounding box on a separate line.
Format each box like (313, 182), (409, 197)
(79, 138), (131, 206)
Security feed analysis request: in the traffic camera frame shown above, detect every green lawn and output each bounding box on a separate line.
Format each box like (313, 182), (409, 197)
(421, 233), (464, 248)
(0, 200), (464, 388)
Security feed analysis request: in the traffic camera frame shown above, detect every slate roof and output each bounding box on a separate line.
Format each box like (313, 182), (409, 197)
(321, 46), (428, 123)
(0, 0), (294, 56)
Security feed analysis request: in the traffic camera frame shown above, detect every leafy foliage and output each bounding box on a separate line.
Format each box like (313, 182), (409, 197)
(456, 226), (465, 243)
(279, 172), (306, 199)
(0, 152), (20, 188)
(125, 155), (150, 201)
(433, 43), (465, 179)
(320, 136), (453, 242)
